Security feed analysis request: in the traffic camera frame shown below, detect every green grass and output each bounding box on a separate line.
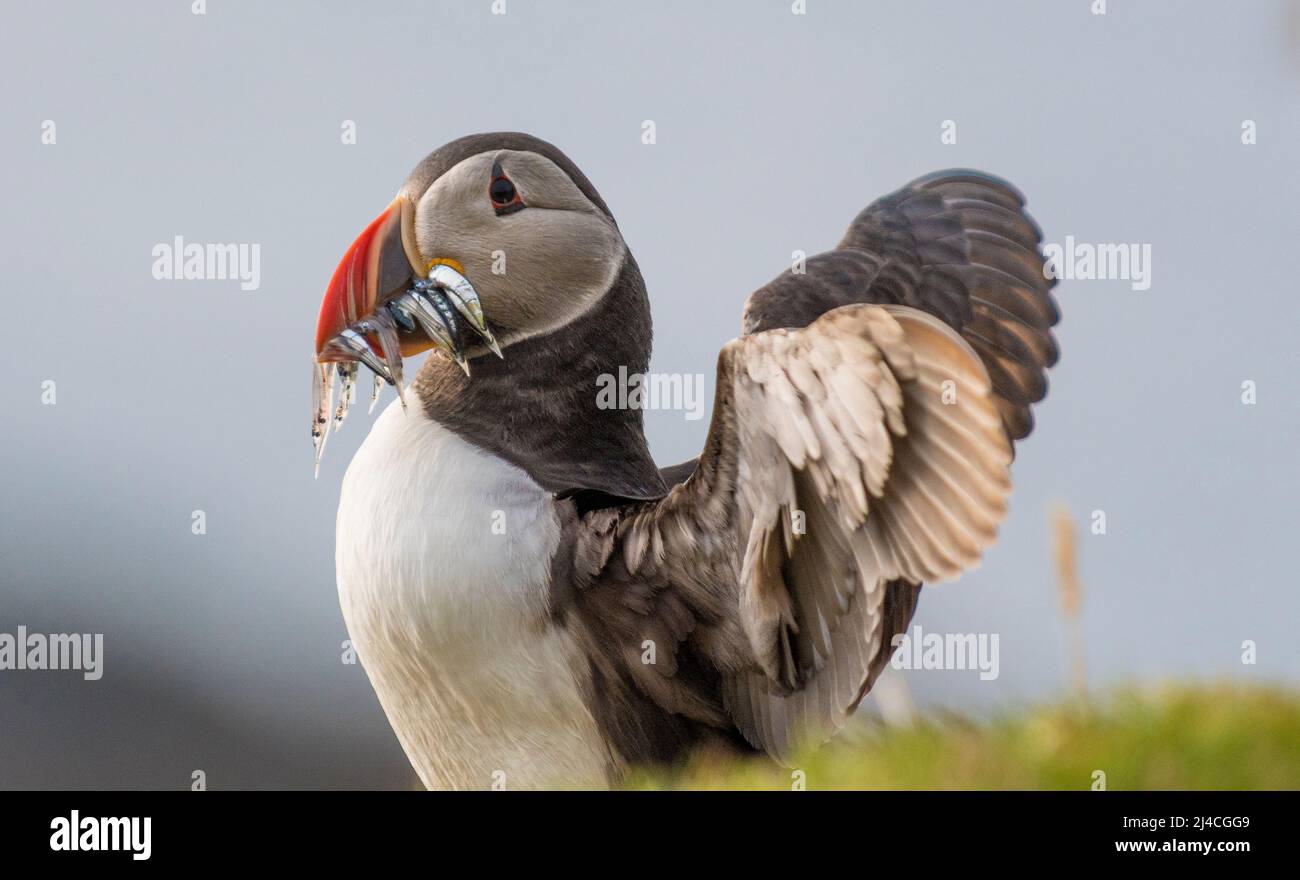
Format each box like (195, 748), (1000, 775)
(625, 683), (1300, 790)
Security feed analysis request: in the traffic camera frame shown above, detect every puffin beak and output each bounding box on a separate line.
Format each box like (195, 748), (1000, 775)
(314, 197), (504, 375)
(311, 196), (504, 473)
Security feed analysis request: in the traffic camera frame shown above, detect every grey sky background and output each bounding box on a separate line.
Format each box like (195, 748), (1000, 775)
(2, 0), (1297, 788)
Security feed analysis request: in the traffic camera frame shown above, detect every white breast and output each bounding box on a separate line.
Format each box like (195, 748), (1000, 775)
(335, 398), (611, 790)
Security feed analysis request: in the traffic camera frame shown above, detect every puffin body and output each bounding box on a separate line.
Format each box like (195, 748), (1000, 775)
(337, 402), (610, 789)
(314, 133), (1060, 789)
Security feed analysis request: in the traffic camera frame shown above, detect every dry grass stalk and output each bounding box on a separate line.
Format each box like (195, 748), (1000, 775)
(1051, 503), (1087, 697)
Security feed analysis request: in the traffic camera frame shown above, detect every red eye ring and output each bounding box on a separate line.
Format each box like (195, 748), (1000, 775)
(489, 162), (525, 215)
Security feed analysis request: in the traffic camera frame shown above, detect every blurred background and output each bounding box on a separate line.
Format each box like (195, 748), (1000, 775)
(2, 0), (1297, 789)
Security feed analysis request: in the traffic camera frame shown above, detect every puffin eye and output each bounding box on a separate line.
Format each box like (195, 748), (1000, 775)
(490, 176), (517, 205)
(489, 161), (524, 215)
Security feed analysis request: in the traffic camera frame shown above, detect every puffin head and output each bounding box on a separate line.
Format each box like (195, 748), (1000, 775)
(314, 132), (626, 377)
(312, 133), (665, 501)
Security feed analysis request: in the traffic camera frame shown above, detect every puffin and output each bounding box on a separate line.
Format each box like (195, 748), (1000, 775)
(312, 132), (1059, 790)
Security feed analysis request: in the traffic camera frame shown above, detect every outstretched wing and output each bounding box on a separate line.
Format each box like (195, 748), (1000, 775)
(721, 305), (1012, 759)
(555, 171), (1057, 765)
(744, 169), (1059, 441)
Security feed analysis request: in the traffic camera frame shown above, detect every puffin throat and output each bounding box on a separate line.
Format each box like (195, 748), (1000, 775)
(410, 250), (667, 504)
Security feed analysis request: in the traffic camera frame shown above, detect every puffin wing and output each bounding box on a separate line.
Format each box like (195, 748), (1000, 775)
(558, 305), (1011, 764)
(558, 170), (1056, 765)
(706, 304), (1009, 761)
(744, 169), (1059, 442)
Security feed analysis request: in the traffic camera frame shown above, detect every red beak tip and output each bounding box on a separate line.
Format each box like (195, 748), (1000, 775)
(315, 201), (407, 355)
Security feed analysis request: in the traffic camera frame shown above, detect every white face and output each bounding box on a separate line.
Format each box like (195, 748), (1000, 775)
(409, 149), (626, 345)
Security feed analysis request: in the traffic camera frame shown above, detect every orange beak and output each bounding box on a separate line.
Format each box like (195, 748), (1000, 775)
(314, 196), (427, 359)
(310, 193), (505, 474)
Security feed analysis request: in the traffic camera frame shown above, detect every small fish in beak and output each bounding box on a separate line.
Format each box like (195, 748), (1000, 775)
(311, 361), (336, 478)
(311, 197), (505, 473)
(333, 362), (357, 432)
(427, 264), (504, 358)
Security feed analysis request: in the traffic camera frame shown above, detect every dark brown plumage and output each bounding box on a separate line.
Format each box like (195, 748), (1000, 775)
(746, 170), (1059, 440)
(414, 251), (666, 502)
(544, 169), (1059, 767)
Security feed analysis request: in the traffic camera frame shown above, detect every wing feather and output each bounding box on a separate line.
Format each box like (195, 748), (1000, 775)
(713, 305), (1013, 760)
(555, 170), (1056, 769)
